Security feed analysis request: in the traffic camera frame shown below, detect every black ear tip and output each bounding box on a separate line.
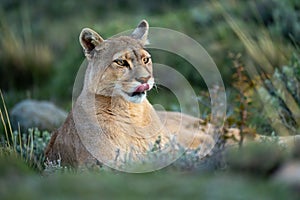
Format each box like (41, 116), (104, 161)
(81, 28), (91, 35)
(138, 20), (148, 28)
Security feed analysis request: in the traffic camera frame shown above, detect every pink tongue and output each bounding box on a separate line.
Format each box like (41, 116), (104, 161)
(134, 83), (150, 93)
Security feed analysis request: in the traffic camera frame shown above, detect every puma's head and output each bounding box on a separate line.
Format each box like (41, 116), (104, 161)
(79, 20), (154, 103)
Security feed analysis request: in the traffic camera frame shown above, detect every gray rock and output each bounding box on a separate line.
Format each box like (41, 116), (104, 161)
(11, 100), (67, 132)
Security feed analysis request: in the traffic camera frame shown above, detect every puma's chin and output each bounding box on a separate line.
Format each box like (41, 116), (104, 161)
(121, 90), (147, 103)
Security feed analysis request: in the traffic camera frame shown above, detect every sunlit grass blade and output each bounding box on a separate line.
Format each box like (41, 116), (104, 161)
(0, 90), (13, 148)
(29, 128), (34, 162)
(257, 87), (290, 136)
(0, 107), (10, 147)
(18, 123), (23, 157)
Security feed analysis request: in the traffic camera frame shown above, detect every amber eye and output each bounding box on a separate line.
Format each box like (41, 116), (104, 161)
(143, 57), (150, 64)
(114, 59), (128, 67)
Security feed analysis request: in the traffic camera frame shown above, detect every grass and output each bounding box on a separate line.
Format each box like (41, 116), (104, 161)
(0, 9), (53, 90)
(0, 170), (298, 200)
(0, 90), (51, 172)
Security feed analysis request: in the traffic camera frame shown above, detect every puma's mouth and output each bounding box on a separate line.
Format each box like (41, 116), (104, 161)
(125, 83), (150, 97)
(128, 91), (146, 97)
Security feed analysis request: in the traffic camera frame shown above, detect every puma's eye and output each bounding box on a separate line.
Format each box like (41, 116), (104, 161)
(114, 59), (128, 67)
(143, 57), (150, 64)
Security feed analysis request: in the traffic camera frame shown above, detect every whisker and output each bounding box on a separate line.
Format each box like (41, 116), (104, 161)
(153, 83), (159, 93)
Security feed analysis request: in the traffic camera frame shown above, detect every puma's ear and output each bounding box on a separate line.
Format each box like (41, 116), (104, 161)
(131, 20), (149, 45)
(79, 28), (104, 57)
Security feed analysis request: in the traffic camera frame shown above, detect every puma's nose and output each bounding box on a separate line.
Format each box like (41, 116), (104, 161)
(135, 76), (151, 84)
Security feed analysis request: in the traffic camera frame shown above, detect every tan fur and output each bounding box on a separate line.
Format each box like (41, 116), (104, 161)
(45, 20), (216, 167)
(45, 20), (300, 167)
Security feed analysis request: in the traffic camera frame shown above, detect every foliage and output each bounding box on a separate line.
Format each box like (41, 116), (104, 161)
(0, 10), (53, 90)
(0, 147), (34, 177)
(1, 170), (297, 200)
(226, 53), (256, 146)
(215, 0), (300, 136)
(226, 140), (288, 176)
(0, 91), (51, 171)
(257, 54), (300, 135)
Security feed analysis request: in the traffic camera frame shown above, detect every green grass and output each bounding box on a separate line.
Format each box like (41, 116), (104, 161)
(0, 152), (298, 200)
(0, 173), (296, 200)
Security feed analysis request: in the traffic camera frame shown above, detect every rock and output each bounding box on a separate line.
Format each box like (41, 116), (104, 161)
(10, 100), (67, 132)
(272, 161), (300, 189)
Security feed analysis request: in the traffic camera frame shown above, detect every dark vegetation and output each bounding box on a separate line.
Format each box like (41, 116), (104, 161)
(0, 0), (300, 199)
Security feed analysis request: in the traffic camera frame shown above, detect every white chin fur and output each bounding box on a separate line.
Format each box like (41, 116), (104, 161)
(120, 91), (147, 103)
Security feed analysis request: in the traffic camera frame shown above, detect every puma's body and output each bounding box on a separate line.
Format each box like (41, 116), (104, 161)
(45, 95), (213, 166)
(45, 20), (214, 166)
(45, 20), (299, 168)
